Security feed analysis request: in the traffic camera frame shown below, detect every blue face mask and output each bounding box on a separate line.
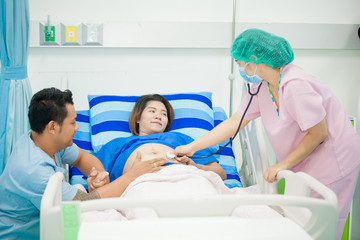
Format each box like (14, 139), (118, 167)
(238, 63), (263, 84)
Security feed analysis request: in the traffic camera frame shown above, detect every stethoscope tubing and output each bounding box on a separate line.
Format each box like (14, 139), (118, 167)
(189, 81), (263, 159)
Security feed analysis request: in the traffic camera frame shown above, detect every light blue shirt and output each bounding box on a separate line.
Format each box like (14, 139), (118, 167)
(0, 131), (79, 240)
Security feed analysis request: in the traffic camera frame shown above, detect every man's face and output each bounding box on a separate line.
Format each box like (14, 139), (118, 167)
(56, 104), (79, 148)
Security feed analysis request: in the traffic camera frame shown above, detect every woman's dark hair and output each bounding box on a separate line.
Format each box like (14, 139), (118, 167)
(128, 94), (174, 136)
(28, 88), (74, 134)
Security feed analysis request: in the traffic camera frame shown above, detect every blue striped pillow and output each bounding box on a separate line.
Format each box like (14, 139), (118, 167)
(73, 110), (94, 154)
(71, 110), (93, 189)
(213, 107), (242, 188)
(88, 92), (215, 153)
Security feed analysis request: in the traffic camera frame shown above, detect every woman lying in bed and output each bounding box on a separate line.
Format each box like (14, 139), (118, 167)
(94, 94), (227, 182)
(85, 95), (285, 221)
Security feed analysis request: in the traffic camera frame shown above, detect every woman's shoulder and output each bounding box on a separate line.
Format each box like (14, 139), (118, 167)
(282, 63), (320, 82)
(281, 63), (319, 89)
(282, 63), (307, 80)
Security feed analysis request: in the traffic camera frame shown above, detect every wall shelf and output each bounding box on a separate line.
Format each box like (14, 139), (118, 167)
(30, 21), (360, 50)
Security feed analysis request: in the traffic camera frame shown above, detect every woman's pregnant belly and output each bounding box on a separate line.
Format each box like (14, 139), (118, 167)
(123, 143), (179, 174)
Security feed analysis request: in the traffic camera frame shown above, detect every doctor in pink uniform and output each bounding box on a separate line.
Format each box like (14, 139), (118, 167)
(174, 28), (360, 239)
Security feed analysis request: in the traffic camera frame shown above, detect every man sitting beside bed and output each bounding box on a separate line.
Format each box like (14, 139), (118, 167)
(91, 94), (227, 182)
(0, 88), (169, 240)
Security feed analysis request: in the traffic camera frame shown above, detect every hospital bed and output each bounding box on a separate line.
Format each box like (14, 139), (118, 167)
(40, 91), (338, 240)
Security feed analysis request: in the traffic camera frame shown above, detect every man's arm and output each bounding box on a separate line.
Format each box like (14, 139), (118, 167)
(71, 148), (110, 191)
(73, 189), (101, 201)
(72, 152), (168, 201)
(72, 148), (106, 176)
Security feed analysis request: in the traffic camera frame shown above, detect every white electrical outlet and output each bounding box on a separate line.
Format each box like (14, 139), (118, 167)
(82, 23), (103, 46)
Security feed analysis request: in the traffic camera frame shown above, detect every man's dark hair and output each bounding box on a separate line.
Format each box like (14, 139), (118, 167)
(28, 88), (74, 134)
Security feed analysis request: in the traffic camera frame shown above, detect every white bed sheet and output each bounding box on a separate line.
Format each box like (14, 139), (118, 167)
(81, 164), (282, 221)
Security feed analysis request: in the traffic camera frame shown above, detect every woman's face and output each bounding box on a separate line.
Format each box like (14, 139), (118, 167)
(137, 100), (169, 136)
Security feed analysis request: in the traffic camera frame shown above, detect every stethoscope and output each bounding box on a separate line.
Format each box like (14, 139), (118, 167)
(167, 81), (263, 160)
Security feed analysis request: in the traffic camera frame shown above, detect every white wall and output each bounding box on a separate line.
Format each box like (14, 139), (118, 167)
(28, 47), (231, 110)
(29, 0), (233, 22)
(28, 0), (360, 133)
(29, 0), (235, 113)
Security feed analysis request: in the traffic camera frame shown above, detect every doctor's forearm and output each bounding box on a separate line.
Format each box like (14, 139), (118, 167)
(282, 120), (328, 169)
(191, 115), (248, 152)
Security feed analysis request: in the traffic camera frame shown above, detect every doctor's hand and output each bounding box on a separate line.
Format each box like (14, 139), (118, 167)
(263, 163), (287, 183)
(87, 167), (110, 192)
(174, 144), (196, 158)
(127, 152), (168, 179)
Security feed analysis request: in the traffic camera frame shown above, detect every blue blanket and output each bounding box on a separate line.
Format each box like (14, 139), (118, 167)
(96, 132), (218, 182)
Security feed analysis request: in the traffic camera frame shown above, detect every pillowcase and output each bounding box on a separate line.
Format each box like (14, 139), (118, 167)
(71, 110), (93, 190)
(73, 110), (94, 154)
(88, 92), (215, 153)
(213, 107), (242, 188)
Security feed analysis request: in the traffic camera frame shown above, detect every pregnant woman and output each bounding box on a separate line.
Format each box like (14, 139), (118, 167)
(95, 94), (226, 182)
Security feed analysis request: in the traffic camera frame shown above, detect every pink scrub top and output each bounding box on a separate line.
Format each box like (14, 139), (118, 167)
(237, 63), (360, 185)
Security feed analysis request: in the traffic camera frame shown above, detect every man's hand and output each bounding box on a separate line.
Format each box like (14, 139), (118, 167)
(87, 167), (110, 192)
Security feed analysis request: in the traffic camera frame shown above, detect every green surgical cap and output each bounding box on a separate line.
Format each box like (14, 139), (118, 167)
(230, 28), (294, 69)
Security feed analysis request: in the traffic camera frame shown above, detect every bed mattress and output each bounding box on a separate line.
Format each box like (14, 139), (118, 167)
(78, 217), (312, 240)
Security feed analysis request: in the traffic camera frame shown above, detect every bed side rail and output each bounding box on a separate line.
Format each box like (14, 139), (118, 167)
(77, 192), (336, 239)
(41, 170), (338, 240)
(277, 170), (338, 240)
(40, 172), (65, 240)
(77, 170), (337, 240)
